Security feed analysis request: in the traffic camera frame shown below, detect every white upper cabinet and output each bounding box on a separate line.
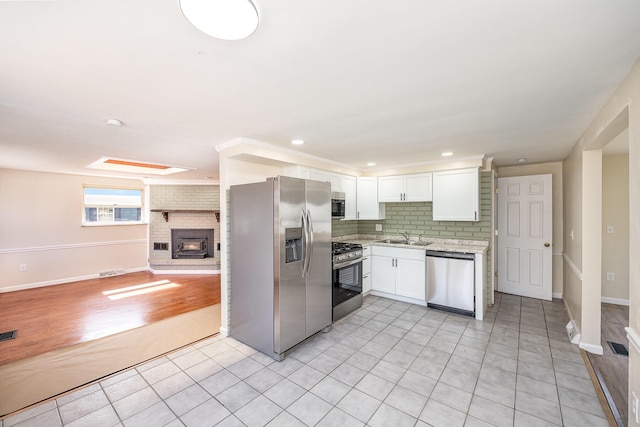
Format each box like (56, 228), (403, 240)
(340, 175), (357, 220)
(432, 167), (480, 221)
(309, 169), (341, 192)
(282, 165), (311, 180)
(357, 177), (385, 220)
(378, 173), (432, 202)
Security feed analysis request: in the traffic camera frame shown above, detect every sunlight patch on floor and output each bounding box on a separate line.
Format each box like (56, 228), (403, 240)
(103, 280), (180, 300)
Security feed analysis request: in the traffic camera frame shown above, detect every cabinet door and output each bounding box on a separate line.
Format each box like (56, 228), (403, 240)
(405, 173), (432, 202)
(378, 176), (404, 202)
(395, 257), (426, 300)
(282, 165), (310, 179)
(432, 168), (480, 221)
(341, 175), (357, 220)
(309, 169), (341, 192)
(357, 177), (384, 219)
(371, 255), (396, 293)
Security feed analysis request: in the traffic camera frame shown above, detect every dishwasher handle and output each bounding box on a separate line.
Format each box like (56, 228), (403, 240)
(425, 250), (474, 261)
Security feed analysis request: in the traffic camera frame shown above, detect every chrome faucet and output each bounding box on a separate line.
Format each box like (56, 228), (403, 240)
(399, 231), (411, 242)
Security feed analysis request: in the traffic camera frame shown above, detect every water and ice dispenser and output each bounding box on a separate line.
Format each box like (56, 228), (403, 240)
(285, 227), (303, 263)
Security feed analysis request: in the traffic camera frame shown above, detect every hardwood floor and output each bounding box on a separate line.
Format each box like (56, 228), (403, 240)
(587, 303), (629, 427)
(0, 271), (220, 366)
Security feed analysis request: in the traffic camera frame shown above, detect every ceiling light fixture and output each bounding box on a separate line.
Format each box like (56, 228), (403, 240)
(180, 0), (259, 41)
(106, 118), (123, 126)
(366, 162), (376, 167)
(517, 157), (528, 163)
(291, 139), (305, 145)
(441, 151), (454, 157)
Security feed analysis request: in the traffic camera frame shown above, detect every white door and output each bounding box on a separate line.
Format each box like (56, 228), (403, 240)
(498, 175), (552, 300)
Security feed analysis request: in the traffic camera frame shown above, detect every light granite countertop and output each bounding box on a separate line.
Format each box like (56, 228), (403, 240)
(334, 234), (489, 254)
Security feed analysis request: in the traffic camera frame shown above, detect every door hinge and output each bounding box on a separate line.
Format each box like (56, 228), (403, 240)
(495, 271), (498, 277)
(495, 229), (498, 236)
(495, 187), (499, 194)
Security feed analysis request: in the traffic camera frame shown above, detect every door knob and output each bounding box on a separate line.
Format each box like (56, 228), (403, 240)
(544, 243), (550, 247)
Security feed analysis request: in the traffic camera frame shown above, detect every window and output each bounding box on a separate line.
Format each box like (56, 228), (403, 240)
(83, 187), (144, 225)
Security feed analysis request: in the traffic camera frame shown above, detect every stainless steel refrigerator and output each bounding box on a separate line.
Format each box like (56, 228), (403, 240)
(230, 176), (332, 361)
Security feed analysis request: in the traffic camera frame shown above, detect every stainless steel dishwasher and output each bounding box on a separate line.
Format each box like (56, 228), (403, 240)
(425, 250), (475, 316)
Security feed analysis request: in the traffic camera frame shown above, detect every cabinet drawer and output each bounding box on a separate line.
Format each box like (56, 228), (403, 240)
(371, 245), (425, 261)
(362, 256), (371, 274)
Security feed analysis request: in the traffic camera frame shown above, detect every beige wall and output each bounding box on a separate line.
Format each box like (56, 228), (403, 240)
(497, 162), (564, 297)
(0, 169), (148, 291)
(602, 154), (630, 302)
(562, 142), (584, 333)
(562, 57), (640, 414)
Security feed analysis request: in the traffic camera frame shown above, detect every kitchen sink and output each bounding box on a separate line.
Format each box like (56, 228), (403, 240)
(376, 239), (431, 246)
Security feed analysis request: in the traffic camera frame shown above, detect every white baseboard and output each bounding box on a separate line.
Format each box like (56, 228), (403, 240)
(601, 296), (630, 306)
(579, 341), (604, 355)
(219, 326), (229, 337)
(149, 268), (221, 275)
(552, 292), (563, 299)
(0, 267), (148, 293)
(625, 327), (640, 353)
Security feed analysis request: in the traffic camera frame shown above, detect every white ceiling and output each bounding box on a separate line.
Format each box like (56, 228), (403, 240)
(1, 0), (639, 181)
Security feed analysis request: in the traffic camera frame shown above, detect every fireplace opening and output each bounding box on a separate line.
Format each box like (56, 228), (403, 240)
(171, 229), (214, 259)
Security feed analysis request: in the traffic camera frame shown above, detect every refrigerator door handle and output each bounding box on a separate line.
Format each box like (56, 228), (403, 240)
(301, 209), (309, 277)
(306, 209), (314, 276)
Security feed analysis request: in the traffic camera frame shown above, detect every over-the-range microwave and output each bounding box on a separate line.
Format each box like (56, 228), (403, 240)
(331, 192), (345, 219)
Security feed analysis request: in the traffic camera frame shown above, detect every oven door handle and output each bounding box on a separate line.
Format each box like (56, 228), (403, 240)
(333, 257), (362, 270)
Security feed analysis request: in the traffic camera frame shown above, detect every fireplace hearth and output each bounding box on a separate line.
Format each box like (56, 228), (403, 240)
(171, 229), (214, 259)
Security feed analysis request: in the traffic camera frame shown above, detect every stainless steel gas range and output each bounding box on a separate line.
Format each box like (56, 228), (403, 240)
(332, 242), (363, 320)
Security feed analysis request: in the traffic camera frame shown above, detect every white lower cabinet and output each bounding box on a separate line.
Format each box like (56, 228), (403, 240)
(371, 246), (425, 302)
(362, 245), (371, 294)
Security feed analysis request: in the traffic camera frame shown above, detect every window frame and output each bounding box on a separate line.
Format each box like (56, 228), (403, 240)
(82, 185), (146, 226)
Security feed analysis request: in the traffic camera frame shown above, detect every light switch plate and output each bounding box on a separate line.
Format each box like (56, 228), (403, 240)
(375, 224), (382, 231)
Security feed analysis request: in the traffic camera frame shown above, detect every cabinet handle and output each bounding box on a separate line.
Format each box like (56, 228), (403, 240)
(362, 257), (368, 260)
(475, 211), (477, 221)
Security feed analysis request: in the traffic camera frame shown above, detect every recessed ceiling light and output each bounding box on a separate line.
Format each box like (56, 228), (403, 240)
(366, 162), (376, 167)
(291, 139), (305, 145)
(180, 0), (259, 41)
(87, 157), (193, 175)
(106, 118), (123, 126)
(517, 157), (528, 163)
(441, 152), (454, 157)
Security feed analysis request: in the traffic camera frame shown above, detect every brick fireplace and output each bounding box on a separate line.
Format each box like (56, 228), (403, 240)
(148, 185), (220, 271)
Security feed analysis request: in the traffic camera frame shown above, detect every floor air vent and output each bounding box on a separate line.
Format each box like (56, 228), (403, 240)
(608, 341), (629, 356)
(0, 330), (17, 342)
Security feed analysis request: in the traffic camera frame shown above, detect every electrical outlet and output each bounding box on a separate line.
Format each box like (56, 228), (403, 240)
(632, 391), (639, 424)
(607, 272), (615, 281)
(19, 264), (27, 272)
(375, 224), (382, 231)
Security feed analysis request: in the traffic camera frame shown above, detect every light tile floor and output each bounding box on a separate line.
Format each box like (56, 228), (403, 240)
(2, 293), (609, 427)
